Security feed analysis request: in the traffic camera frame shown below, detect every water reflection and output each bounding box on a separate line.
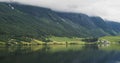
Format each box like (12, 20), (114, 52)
(0, 44), (120, 63)
(98, 44), (110, 48)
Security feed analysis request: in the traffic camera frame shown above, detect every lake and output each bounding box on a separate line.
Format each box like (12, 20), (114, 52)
(0, 44), (120, 63)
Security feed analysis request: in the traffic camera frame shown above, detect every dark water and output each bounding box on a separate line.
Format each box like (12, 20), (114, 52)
(0, 44), (120, 63)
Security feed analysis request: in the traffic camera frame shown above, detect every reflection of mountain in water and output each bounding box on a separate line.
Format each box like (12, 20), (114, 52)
(0, 45), (120, 63)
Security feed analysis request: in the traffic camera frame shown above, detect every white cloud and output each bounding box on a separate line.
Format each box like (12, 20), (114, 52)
(1, 0), (120, 22)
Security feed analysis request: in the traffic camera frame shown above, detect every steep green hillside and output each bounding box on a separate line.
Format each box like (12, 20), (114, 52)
(106, 21), (120, 34)
(0, 3), (87, 42)
(56, 13), (113, 36)
(91, 17), (118, 35)
(0, 2), (120, 42)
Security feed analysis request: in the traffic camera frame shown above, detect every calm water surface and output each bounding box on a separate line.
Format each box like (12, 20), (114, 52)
(0, 44), (120, 63)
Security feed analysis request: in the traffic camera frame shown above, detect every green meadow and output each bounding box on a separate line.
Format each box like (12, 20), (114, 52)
(99, 36), (120, 43)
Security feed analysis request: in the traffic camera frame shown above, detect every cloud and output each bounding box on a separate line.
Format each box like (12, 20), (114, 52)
(1, 0), (120, 22)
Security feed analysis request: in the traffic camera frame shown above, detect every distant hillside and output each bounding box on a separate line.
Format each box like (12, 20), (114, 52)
(0, 2), (120, 42)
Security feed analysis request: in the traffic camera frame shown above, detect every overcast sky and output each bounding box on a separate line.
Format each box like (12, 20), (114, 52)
(1, 0), (120, 22)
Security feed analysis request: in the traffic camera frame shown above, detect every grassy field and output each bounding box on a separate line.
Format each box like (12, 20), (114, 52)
(99, 36), (120, 43)
(49, 37), (86, 45)
(0, 37), (98, 46)
(49, 37), (83, 42)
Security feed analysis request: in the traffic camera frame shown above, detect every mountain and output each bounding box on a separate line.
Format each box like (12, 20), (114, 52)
(0, 2), (120, 42)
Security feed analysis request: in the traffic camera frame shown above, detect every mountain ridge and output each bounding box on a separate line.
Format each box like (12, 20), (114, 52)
(0, 2), (120, 42)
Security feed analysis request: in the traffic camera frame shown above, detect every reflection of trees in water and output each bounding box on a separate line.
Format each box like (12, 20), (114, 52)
(35, 45), (100, 63)
(83, 44), (110, 50)
(0, 45), (51, 57)
(82, 44), (99, 50)
(40, 45), (51, 52)
(0, 45), (120, 63)
(36, 44), (117, 63)
(98, 44), (110, 48)
(0, 46), (42, 56)
(0, 46), (35, 62)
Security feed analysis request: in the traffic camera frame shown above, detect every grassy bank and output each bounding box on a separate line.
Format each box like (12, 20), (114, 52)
(31, 37), (86, 45)
(99, 36), (120, 44)
(0, 37), (87, 46)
